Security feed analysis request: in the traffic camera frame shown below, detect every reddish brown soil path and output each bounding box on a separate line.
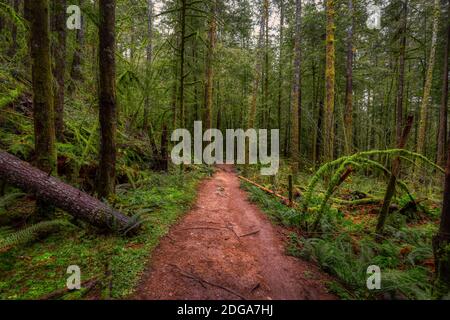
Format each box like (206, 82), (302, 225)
(135, 165), (335, 300)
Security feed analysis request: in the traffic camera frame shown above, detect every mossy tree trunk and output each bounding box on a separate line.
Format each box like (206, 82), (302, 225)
(69, 0), (85, 91)
(375, 115), (413, 237)
(263, 0), (270, 129)
(290, 0), (302, 175)
(248, 3), (265, 130)
(395, 0), (408, 144)
(178, 0), (187, 128)
(203, 0), (216, 132)
(26, 0), (57, 215)
(277, 0), (284, 133)
(97, 0), (117, 199)
(437, 0), (450, 168)
(51, 0), (67, 141)
(0, 151), (133, 232)
(434, 133), (450, 297)
(143, 0), (153, 132)
(343, 0), (354, 155)
(416, 0), (440, 162)
(323, 0), (336, 163)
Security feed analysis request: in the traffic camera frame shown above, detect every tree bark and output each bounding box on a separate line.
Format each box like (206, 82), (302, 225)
(0, 151), (132, 232)
(51, 0), (67, 141)
(416, 0), (440, 160)
(376, 115), (414, 237)
(434, 130), (450, 296)
(437, 0), (450, 168)
(290, 0), (302, 174)
(343, 0), (354, 155)
(179, 0), (187, 128)
(395, 0), (408, 144)
(263, 0), (270, 129)
(97, 0), (117, 199)
(248, 3), (265, 130)
(26, 0), (56, 173)
(143, 0), (153, 131)
(69, 0), (85, 90)
(25, 0), (57, 217)
(204, 0), (216, 132)
(277, 0), (284, 132)
(324, 0), (336, 163)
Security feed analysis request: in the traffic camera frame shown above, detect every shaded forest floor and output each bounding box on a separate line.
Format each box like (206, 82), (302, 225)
(135, 165), (334, 300)
(0, 167), (209, 299)
(240, 164), (442, 299)
(0, 91), (446, 299)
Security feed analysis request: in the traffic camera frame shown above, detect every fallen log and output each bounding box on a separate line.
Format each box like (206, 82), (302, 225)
(0, 151), (133, 232)
(238, 175), (297, 207)
(38, 277), (100, 300)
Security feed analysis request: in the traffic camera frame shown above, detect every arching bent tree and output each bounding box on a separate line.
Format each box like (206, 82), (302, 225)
(97, 0), (117, 199)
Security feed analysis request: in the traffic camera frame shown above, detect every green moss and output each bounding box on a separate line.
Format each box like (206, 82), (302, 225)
(0, 169), (206, 299)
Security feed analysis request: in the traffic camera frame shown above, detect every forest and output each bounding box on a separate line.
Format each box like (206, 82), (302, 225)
(0, 0), (450, 301)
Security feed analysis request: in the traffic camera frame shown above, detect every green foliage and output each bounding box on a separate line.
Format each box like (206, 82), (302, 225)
(0, 220), (74, 251)
(245, 175), (440, 300)
(0, 88), (22, 109)
(0, 168), (206, 299)
(301, 149), (444, 231)
(0, 192), (25, 215)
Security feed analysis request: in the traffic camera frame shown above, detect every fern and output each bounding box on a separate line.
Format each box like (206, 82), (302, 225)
(303, 149), (443, 213)
(0, 219), (74, 251)
(0, 192), (25, 214)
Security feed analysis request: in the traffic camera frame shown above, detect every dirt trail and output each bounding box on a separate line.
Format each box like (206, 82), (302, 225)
(135, 166), (335, 300)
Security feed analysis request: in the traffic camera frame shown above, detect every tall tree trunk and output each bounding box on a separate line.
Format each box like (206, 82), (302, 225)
(25, 0), (57, 216)
(69, 0), (85, 89)
(143, 0), (154, 131)
(263, 0), (270, 129)
(434, 130), (450, 296)
(97, 0), (117, 199)
(179, 0), (187, 128)
(204, 0), (216, 131)
(376, 115), (413, 237)
(315, 68), (325, 165)
(290, 0), (302, 175)
(248, 4), (265, 130)
(277, 0), (284, 132)
(437, 0), (450, 168)
(324, 0), (336, 163)
(416, 0), (440, 160)
(343, 0), (354, 155)
(51, 0), (67, 141)
(395, 0), (408, 144)
(245, 1), (265, 171)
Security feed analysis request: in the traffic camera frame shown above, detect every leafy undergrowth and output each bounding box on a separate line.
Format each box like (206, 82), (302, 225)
(0, 81), (212, 299)
(0, 168), (209, 299)
(240, 163), (442, 300)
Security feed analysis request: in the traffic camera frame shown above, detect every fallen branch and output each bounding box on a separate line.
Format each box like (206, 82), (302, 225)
(169, 264), (247, 300)
(332, 197), (383, 206)
(238, 175), (296, 207)
(38, 278), (100, 300)
(239, 230), (260, 237)
(180, 227), (224, 231)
